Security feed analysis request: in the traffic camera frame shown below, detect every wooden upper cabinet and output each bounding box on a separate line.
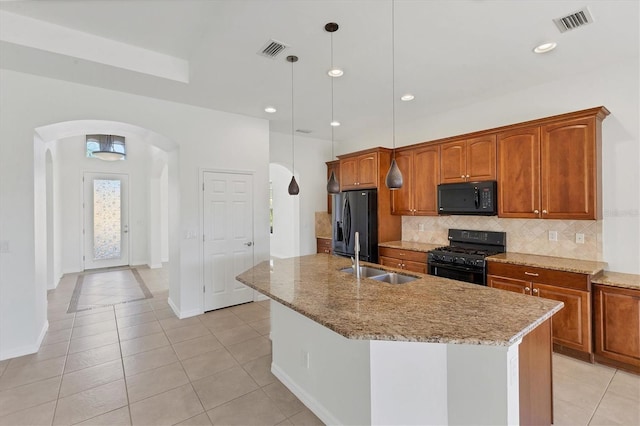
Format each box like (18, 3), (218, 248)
(340, 151), (378, 190)
(440, 140), (467, 183)
(391, 145), (440, 216)
(497, 126), (541, 218)
(541, 117), (597, 220)
(440, 136), (496, 183)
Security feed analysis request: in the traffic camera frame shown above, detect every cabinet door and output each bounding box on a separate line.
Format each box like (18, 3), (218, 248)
(403, 260), (427, 274)
(497, 127), (541, 218)
(594, 285), (640, 371)
(413, 146), (440, 215)
(340, 157), (359, 190)
(379, 256), (402, 269)
(391, 151), (414, 215)
(534, 282), (591, 354)
(541, 117), (597, 220)
(440, 140), (467, 183)
(466, 135), (496, 181)
(487, 275), (531, 295)
(357, 153), (378, 188)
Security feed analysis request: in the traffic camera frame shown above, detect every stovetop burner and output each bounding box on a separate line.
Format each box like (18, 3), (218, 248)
(431, 246), (501, 257)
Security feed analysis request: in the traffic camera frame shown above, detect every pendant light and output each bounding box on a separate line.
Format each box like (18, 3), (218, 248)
(385, 0), (403, 190)
(287, 55), (300, 195)
(89, 134), (126, 161)
(325, 22), (340, 194)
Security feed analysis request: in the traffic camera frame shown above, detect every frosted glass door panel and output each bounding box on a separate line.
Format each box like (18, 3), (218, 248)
(84, 173), (129, 270)
(93, 179), (122, 260)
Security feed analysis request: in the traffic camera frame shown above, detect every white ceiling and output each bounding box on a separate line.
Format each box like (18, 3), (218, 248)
(1, 0), (638, 144)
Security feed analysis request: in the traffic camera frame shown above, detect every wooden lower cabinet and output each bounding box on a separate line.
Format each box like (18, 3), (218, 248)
(487, 262), (593, 361)
(378, 247), (427, 274)
(316, 238), (332, 255)
(593, 284), (640, 373)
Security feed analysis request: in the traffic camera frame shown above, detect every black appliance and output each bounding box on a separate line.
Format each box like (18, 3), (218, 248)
(427, 229), (506, 285)
(332, 189), (378, 262)
(437, 181), (497, 215)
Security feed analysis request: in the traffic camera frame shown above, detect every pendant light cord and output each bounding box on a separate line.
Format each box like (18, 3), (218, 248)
(391, 0), (396, 153)
(291, 59), (295, 173)
(331, 31), (335, 159)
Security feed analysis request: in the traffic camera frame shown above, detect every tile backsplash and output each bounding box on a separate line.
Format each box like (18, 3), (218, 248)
(403, 216), (602, 261)
(315, 212), (332, 239)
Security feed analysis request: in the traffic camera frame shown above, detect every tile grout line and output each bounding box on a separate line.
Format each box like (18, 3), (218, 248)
(50, 309), (76, 426)
(111, 305), (134, 426)
(586, 370), (617, 425)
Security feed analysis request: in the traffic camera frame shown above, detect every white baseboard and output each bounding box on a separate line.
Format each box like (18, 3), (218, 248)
(168, 297), (202, 319)
(147, 263), (163, 269)
(271, 362), (340, 426)
(0, 320), (49, 361)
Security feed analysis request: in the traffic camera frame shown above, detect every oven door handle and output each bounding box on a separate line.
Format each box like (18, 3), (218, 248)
(428, 260), (481, 273)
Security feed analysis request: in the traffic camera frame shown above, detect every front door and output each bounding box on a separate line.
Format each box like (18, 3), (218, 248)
(203, 171), (254, 311)
(83, 173), (130, 270)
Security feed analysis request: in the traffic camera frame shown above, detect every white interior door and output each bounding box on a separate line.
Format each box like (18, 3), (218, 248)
(203, 171), (255, 311)
(83, 172), (129, 270)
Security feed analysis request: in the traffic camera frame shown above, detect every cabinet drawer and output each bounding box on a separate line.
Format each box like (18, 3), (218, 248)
(487, 262), (589, 291)
(316, 238), (332, 254)
(379, 247), (427, 263)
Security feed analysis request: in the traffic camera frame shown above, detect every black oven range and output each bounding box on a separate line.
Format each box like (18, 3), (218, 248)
(427, 229), (506, 285)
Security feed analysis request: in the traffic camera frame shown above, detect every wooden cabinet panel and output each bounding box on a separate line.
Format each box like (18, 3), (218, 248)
(413, 146), (440, 215)
(316, 238), (332, 254)
(466, 135), (496, 181)
(497, 126), (541, 218)
(391, 145), (440, 216)
(358, 153), (378, 188)
(594, 285), (640, 372)
(488, 274), (530, 295)
(535, 282), (591, 353)
(519, 319), (553, 426)
(487, 262), (589, 291)
(340, 157), (359, 190)
(440, 140), (466, 183)
(390, 151), (413, 215)
(541, 117), (596, 220)
(378, 247), (427, 272)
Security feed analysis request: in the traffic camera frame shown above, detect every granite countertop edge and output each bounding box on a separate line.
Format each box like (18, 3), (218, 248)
(591, 271), (640, 290)
(378, 240), (442, 253)
(237, 255), (563, 347)
(486, 252), (607, 276)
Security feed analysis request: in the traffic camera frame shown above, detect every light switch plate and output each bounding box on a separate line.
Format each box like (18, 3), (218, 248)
(576, 233), (585, 244)
(418, 223), (425, 232)
(548, 231), (558, 242)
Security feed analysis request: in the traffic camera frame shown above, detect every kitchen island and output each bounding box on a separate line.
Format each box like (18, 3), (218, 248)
(236, 254), (563, 425)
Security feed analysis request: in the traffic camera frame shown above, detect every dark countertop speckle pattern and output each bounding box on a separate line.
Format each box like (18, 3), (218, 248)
(378, 241), (442, 253)
(237, 254), (563, 346)
(487, 252), (607, 275)
(592, 271), (640, 290)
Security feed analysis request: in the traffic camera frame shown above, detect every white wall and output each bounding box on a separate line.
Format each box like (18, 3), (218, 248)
(270, 132), (332, 256)
(340, 60), (640, 274)
(0, 69), (270, 359)
(269, 163), (298, 259)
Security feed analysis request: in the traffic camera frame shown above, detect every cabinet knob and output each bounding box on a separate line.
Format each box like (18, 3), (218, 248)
(532, 288), (539, 294)
(466, 175), (470, 178)
(534, 209), (539, 214)
(398, 263), (402, 267)
(525, 287), (530, 293)
(542, 210), (548, 214)
(461, 175), (465, 179)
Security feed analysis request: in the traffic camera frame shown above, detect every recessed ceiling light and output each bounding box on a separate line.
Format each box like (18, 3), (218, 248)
(330, 121), (341, 127)
(533, 42), (557, 54)
(400, 94), (415, 101)
(328, 68), (344, 77)
(264, 106), (277, 113)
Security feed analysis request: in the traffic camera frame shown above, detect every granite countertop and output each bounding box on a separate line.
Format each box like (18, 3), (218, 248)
(592, 271), (640, 290)
(378, 240), (442, 253)
(236, 254), (563, 346)
(487, 252), (607, 276)
(316, 235), (332, 240)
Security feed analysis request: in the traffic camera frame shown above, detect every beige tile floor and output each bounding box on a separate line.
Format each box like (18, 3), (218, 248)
(0, 265), (638, 425)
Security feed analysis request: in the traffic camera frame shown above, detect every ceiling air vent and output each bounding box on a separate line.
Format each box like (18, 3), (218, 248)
(553, 7), (594, 33)
(296, 129), (312, 134)
(257, 39), (289, 59)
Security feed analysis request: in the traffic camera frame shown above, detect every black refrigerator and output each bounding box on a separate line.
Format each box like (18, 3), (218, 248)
(332, 189), (378, 263)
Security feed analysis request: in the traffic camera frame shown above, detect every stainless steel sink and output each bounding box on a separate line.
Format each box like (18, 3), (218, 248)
(340, 266), (418, 284)
(370, 272), (418, 284)
(340, 266), (388, 278)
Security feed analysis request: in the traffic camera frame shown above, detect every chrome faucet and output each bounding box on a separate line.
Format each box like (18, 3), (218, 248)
(354, 231), (361, 279)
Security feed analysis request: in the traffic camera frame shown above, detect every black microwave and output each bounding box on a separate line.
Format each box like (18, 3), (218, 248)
(437, 181), (497, 215)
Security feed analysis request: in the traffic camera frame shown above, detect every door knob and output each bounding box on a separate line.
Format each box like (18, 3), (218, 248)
(244, 241), (253, 247)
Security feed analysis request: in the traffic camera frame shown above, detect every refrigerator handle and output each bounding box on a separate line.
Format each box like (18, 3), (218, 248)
(343, 196), (351, 247)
